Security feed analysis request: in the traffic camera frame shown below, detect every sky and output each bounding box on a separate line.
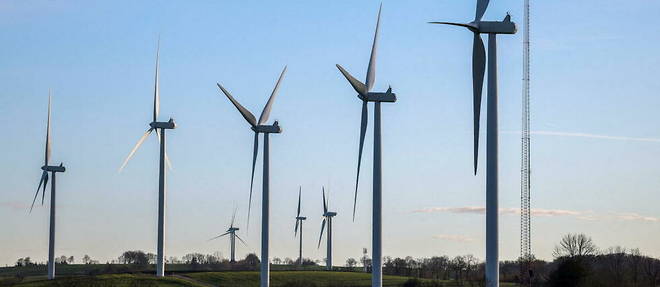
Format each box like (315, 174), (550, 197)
(1, 0), (660, 267)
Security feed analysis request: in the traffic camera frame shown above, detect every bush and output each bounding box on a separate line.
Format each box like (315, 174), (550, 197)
(403, 278), (422, 287)
(548, 257), (590, 287)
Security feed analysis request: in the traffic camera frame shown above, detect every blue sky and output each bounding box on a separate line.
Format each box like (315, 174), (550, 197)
(1, 0), (660, 266)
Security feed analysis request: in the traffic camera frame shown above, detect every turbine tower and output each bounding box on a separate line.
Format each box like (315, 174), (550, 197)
(294, 186), (306, 265)
(119, 40), (176, 277)
(209, 208), (247, 263)
(217, 66), (287, 287)
(29, 91), (66, 280)
(520, 0), (532, 285)
(317, 187), (337, 271)
(336, 5), (396, 286)
(430, 1), (517, 286)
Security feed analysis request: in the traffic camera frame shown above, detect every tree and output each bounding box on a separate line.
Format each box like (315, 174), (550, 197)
(642, 256), (660, 287)
(547, 257), (589, 287)
(346, 258), (357, 268)
(67, 256), (74, 264)
(83, 255), (91, 264)
(244, 253), (260, 266)
(273, 257), (282, 265)
(553, 233), (597, 258)
(119, 250), (149, 265)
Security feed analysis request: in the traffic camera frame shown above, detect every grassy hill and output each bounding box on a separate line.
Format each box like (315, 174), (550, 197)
(0, 271), (522, 287)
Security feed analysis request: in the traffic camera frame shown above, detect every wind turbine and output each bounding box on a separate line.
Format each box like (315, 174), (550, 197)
(217, 66), (287, 287)
(336, 5), (396, 286)
(294, 186), (306, 265)
(317, 187), (337, 271)
(119, 41), (176, 277)
(209, 208), (247, 263)
(430, 1), (517, 286)
(29, 90), (66, 280)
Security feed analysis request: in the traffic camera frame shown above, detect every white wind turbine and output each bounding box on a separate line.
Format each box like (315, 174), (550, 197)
(294, 186), (307, 265)
(430, 0), (517, 286)
(119, 41), (176, 277)
(216, 66), (287, 287)
(29, 90), (66, 280)
(209, 208), (247, 263)
(336, 5), (396, 287)
(317, 187), (337, 271)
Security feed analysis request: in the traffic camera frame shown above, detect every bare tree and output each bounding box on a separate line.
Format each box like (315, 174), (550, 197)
(82, 254), (91, 264)
(553, 233), (597, 258)
(346, 258), (357, 268)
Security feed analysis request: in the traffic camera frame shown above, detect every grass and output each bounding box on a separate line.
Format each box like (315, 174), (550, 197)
(2, 273), (206, 287)
(185, 271), (457, 287)
(0, 270), (522, 287)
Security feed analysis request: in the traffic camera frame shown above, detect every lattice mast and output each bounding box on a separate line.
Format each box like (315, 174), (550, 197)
(520, 0), (532, 285)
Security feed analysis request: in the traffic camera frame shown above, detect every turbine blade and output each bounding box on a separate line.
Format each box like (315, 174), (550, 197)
(119, 128), (154, 172)
(217, 83), (257, 127)
(317, 218), (326, 248)
(365, 4), (381, 91)
(41, 172), (49, 205)
(208, 232), (230, 241)
(231, 206), (237, 228)
(153, 39), (160, 123)
(472, 33), (486, 175)
(294, 219), (299, 237)
(353, 100), (368, 220)
(258, 66), (287, 125)
(155, 129), (173, 170)
(30, 171), (48, 213)
(428, 22), (477, 30)
(336, 64), (367, 98)
(475, 0), (490, 22)
(45, 90), (52, 166)
(297, 186), (301, 217)
(322, 187), (327, 214)
(235, 234), (248, 247)
(246, 132), (259, 231)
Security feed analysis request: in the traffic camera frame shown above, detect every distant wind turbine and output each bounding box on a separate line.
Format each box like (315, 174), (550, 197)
(336, 5), (396, 286)
(209, 208), (247, 263)
(294, 186), (306, 265)
(430, 0), (517, 286)
(217, 66), (287, 287)
(119, 40), (176, 277)
(29, 90), (66, 280)
(317, 187), (337, 271)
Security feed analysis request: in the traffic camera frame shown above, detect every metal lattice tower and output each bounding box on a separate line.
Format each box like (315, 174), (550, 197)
(520, 0), (533, 285)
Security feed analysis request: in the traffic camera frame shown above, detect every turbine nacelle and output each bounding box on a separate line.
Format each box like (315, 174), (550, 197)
(41, 165), (65, 173)
(296, 216), (307, 220)
(150, 119), (176, 130)
(251, 121), (282, 134)
(363, 88), (397, 103)
(323, 212), (337, 217)
(228, 227), (240, 232)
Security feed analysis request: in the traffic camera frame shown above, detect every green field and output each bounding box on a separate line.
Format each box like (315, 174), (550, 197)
(0, 271), (522, 287)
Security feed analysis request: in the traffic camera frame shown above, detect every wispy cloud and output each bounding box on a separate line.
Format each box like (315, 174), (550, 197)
(613, 212), (660, 222)
(504, 130), (660, 143)
(433, 234), (475, 243)
(412, 206), (585, 217)
(0, 201), (33, 211)
(413, 206), (660, 224)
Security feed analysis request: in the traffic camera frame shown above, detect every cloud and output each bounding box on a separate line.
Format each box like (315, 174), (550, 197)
(414, 206), (660, 224)
(0, 201), (33, 211)
(613, 213), (660, 222)
(412, 206), (585, 217)
(433, 234), (474, 243)
(505, 130), (660, 143)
